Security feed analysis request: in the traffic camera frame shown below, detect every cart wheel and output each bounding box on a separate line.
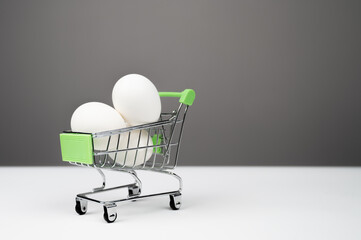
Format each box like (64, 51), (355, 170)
(75, 199), (87, 215)
(128, 185), (141, 198)
(103, 205), (117, 223)
(169, 193), (182, 210)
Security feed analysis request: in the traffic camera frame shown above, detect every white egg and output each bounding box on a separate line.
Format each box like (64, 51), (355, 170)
(70, 102), (126, 153)
(115, 130), (153, 167)
(112, 74), (161, 126)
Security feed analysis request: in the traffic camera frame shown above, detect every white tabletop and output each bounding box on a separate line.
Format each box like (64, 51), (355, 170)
(1, 166), (360, 240)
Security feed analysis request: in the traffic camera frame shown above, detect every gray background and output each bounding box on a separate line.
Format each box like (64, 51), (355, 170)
(1, 0), (360, 166)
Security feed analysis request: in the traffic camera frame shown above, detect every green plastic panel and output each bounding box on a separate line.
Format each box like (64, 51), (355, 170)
(159, 89), (196, 106)
(152, 134), (164, 154)
(59, 133), (94, 164)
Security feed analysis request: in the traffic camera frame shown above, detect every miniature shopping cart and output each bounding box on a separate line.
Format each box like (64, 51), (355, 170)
(59, 89), (195, 223)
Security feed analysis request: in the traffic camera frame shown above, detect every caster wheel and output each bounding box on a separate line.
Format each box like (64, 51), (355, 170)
(75, 199), (87, 215)
(103, 205), (117, 223)
(128, 185), (141, 198)
(169, 193), (182, 210)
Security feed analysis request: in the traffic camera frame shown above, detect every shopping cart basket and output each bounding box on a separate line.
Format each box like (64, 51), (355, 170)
(59, 89), (195, 223)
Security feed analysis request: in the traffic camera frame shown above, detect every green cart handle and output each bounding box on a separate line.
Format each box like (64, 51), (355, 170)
(158, 89), (196, 106)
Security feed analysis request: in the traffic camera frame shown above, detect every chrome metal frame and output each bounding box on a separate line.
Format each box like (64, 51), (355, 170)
(68, 102), (190, 222)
